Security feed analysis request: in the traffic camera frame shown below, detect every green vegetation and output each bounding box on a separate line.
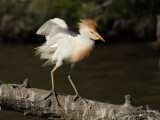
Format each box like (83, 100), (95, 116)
(100, 0), (160, 39)
(0, 0), (160, 43)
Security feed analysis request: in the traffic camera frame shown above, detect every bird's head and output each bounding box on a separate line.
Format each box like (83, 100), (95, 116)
(78, 19), (105, 42)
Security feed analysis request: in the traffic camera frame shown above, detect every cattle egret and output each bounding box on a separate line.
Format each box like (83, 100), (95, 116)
(36, 18), (105, 105)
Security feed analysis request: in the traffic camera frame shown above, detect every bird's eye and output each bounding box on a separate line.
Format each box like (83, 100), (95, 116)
(90, 31), (94, 34)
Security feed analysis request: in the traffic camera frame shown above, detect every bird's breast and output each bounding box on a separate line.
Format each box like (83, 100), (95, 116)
(71, 46), (93, 62)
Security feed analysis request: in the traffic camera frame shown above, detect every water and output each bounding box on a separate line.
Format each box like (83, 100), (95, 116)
(0, 42), (160, 119)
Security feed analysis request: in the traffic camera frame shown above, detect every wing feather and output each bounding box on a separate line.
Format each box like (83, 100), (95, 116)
(36, 20), (53, 35)
(36, 18), (70, 62)
(36, 18), (69, 46)
(36, 18), (68, 36)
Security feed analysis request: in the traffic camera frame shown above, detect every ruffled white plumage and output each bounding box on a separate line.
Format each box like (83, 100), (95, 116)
(36, 18), (70, 62)
(37, 18), (69, 47)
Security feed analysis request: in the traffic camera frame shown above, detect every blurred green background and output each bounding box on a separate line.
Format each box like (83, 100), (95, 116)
(0, 0), (160, 119)
(1, 0), (160, 43)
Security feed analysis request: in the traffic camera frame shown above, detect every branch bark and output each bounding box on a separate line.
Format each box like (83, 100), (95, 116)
(0, 79), (160, 120)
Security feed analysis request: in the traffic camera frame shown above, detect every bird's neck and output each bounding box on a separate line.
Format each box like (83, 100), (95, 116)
(78, 28), (95, 47)
(79, 35), (95, 48)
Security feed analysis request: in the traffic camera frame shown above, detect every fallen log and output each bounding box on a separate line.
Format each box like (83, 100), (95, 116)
(0, 79), (159, 120)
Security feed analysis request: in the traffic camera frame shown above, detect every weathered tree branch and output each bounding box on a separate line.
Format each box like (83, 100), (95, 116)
(0, 79), (160, 120)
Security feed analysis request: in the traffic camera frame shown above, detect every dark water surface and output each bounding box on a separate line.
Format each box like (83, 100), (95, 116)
(0, 42), (160, 119)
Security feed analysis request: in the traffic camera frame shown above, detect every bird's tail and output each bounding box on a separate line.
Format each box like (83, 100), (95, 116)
(35, 44), (56, 67)
(35, 44), (47, 56)
(42, 59), (52, 67)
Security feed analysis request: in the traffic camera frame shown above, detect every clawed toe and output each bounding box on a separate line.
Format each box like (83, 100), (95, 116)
(43, 90), (53, 100)
(43, 90), (61, 107)
(74, 94), (81, 101)
(74, 94), (88, 104)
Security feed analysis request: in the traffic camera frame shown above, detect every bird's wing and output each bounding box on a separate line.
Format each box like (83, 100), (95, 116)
(36, 18), (69, 47)
(36, 18), (73, 62)
(36, 18), (68, 36)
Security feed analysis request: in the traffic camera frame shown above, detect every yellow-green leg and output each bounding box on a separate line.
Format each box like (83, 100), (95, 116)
(68, 69), (78, 95)
(51, 66), (58, 90)
(44, 66), (60, 106)
(68, 69), (88, 103)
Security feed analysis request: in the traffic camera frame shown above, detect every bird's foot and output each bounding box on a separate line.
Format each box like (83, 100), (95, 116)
(74, 94), (88, 104)
(43, 89), (61, 107)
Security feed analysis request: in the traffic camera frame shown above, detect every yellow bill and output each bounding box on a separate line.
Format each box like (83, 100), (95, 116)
(92, 33), (105, 42)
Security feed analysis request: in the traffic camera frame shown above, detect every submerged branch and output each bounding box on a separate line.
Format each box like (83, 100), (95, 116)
(0, 79), (159, 119)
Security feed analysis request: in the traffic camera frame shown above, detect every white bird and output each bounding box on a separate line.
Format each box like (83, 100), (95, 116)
(36, 18), (105, 105)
